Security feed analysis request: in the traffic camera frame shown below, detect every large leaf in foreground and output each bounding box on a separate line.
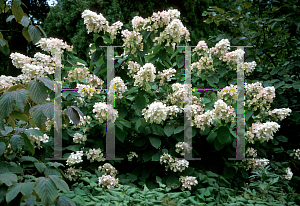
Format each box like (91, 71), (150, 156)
(34, 177), (58, 206)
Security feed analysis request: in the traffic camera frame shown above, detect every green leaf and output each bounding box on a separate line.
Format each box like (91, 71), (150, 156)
(19, 156), (37, 162)
(32, 104), (47, 128)
(24, 195), (36, 206)
(21, 15), (30, 27)
(49, 175), (69, 193)
(28, 81), (47, 104)
(134, 95), (146, 111)
(0, 142), (5, 156)
(6, 183), (21, 203)
(0, 173), (17, 186)
(57, 197), (76, 206)
(206, 131), (217, 143)
(28, 25), (42, 45)
(158, 49), (167, 62)
(270, 67), (281, 75)
(292, 82), (300, 90)
(20, 133), (35, 155)
(244, 2), (252, 8)
(11, 89), (28, 103)
(42, 103), (54, 119)
(217, 126), (231, 144)
(274, 81), (285, 89)
(34, 162), (46, 173)
(36, 25), (47, 38)
(10, 135), (24, 151)
(6, 15), (15, 22)
(34, 177), (58, 206)
(214, 138), (225, 151)
(21, 182), (34, 198)
(176, 55), (184, 68)
(67, 106), (80, 125)
(174, 126), (184, 134)
(115, 126), (126, 143)
(0, 92), (15, 119)
(38, 77), (54, 91)
(245, 110), (253, 121)
(276, 135), (288, 142)
(164, 125), (175, 137)
(207, 75), (219, 84)
(66, 145), (83, 152)
(149, 136), (161, 149)
(91, 49), (102, 63)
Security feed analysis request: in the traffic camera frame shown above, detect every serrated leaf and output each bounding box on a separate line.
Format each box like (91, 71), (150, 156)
(34, 177), (58, 205)
(11, 89), (28, 103)
(174, 126), (184, 134)
(36, 25), (47, 38)
(0, 126), (13, 136)
(11, 3), (23, 22)
(49, 175), (69, 193)
(28, 25), (42, 45)
(24, 195), (36, 206)
(245, 110), (253, 121)
(149, 136), (161, 149)
(28, 81), (47, 104)
(164, 125), (175, 137)
(176, 55), (184, 68)
(32, 104), (47, 128)
(21, 182), (34, 198)
(34, 162), (46, 173)
(0, 173), (17, 186)
(206, 131), (217, 143)
(19, 156), (37, 162)
(22, 27), (32, 42)
(70, 106), (84, 119)
(42, 103), (54, 120)
(57, 197), (76, 206)
(21, 15), (30, 27)
(10, 135), (24, 151)
(6, 183), (21, 203)
(38, 77), (54, 91)
(0, 92), (15, 119)
(276, 135), (288, 142)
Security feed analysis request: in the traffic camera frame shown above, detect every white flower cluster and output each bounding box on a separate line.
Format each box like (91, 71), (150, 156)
(211, 99), (236, 125)
(142, 101), (168, 124)
(98, 175), (119, 189)
(98, 163), (118, 177)
(27, 128), (50, 148)
(127, 151), (138, 161)
(66, 150), (84, 166)
(290, 149), (300, 160)
(125, 61), (141, 77)
(35, 37), (73, 56)
(245, 82), (276, 113)
(81, 9), (123, 42)
(77, 83), (101, 99)
(107, 77), (127, 99)
(244, 61), (257, 75)
(210, 39), (231, 58)
(73, 133), (87, 144)
(92, 102), (119, 124)
(157, 68), (176, 86)
(192, 110), (215, 131)
(132, 16), (150, 31)
(222, 49), (245, 63)
(217, 84), (238, 106)
(191, 54), (214, 75)
(160, 153), (189, 172)
(267, 108), (292, 122)
(65, 167), (82, 181)
(245, 121), (281, 144)
(133, 63), (156, 90)
(165, 83), (192, 108)
(64, 66), (90, 82)
(10, 52), (33, 68)
(166, 105), (183, 119)
(0, 75), (17, 90)
(179, 176), (198, 190)
(192, 40), (209, 56)
(86, 148), (105, 163)
(121, 29), (143, 56)
(32, 52), (56, 74)
(45, 118), (54, 131)
(154, 19), (190, 47)
(149, 9), (181, 31)
(284, 167), (293, 180)
(86, 74), (104, 88)
(175, 142), (193, 156)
